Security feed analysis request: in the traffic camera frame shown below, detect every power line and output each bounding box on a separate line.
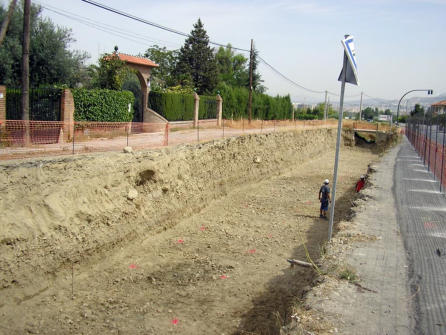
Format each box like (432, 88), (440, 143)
(55, 0), (389, 102)
(258, 57), (326, 95)
(79, 0), (251, 53)
(80, 0), (331, 97)
(38, 2), (181, 49)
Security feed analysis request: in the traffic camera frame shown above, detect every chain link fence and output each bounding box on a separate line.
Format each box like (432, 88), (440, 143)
(406, 113), (446, 191)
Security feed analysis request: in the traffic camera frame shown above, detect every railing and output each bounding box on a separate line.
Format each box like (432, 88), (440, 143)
(6, 87), (63, 121)
(406, 115), (446, 190)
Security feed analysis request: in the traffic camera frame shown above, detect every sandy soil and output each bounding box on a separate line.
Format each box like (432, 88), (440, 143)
(0, 129), (377, 334)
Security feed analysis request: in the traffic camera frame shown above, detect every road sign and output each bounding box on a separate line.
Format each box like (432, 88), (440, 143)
(329, 35), (360, 241)
(338, 35), (359, 86)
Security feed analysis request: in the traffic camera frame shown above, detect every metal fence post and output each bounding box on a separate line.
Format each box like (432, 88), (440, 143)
(126, 125), (129, 147)
(427, 119), (432, 171)
(197, 119), (200, 143)
(441, 116), (446, 192)
(222, 118), (225, 138)
(434, 118), (438, 178)
(72, 122), (75, 155)
(423, 117), (428, 165)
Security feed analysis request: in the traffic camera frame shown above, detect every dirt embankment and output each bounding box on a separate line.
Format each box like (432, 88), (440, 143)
(0, 129), (335, 291)
(0, 128), (385, 334)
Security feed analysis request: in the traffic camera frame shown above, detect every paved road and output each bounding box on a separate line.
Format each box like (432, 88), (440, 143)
(395, 137), (446, 335)
(412, 124), (446, 145)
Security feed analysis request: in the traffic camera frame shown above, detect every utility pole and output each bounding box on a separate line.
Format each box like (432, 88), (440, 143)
(359, 91), (363, 121)
(21, 0), (31, 144)
(248, 39), (253, 124)
(324, 90), (328, 120)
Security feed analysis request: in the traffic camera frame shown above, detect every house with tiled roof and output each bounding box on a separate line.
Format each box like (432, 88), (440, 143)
(431, 100), (446, 115)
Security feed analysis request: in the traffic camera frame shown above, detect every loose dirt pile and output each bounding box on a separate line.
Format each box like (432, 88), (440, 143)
(0, 129), (379, 334)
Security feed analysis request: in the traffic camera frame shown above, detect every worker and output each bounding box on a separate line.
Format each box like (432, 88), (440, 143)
(318, 179), (331, 219)
(356, 175), (366, 192)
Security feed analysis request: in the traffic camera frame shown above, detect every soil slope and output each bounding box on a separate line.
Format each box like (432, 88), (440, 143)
(0, 129), (377, 334)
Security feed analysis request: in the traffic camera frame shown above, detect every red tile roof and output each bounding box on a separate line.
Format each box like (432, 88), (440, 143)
(432, 100), (446, 107)
(116, 53), (159, 67)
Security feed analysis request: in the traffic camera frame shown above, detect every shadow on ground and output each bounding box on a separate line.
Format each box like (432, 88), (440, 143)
(234, 187), (357, 335)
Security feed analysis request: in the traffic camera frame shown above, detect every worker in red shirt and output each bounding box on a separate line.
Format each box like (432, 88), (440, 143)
(356, 175), (366, 192)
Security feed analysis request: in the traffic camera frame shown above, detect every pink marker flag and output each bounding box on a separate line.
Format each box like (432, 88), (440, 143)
(171, 318), (179, 325)
(129, 264), (138, 269)
(424, 222), (437, 229)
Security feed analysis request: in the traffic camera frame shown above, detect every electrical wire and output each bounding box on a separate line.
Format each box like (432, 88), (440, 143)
(38, 2), (181, 49)
(79, 0), (331, 97)
(46, 0), (390, 102)
(79, 0), (251, 53)
(258, 57), (326, 94)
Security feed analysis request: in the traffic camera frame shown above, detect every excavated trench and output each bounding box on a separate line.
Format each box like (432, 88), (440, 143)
(0, 128), (386, 334)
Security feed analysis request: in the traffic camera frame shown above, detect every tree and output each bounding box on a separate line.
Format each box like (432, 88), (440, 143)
(0, 0), (17, 46)
(174, 18), (217, 94)
(144, 45), (178, 90)
(410, 103), (424, 117)
(215, 44), (249, 87)
(250, 47), (265, 93)
(0, 2), (88, 87)
(94, 48), (129, 90)
(362, 107), (378, 120)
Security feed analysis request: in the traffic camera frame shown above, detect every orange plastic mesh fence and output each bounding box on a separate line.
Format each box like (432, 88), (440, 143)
(0, 120), (65, 145)
(0, 119), (343, 160)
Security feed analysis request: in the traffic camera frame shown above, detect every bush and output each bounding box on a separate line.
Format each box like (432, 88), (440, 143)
(72, 88), (134, 122)
(295, 113), (317, 120)
(149, 91), (195, 121)
(216, 83), (292, 120)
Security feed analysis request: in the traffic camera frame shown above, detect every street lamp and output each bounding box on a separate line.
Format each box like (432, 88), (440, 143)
(396, 89), (433, 126)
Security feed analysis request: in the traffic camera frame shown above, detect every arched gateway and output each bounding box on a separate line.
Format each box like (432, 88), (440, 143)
(116, 53), (167, 123)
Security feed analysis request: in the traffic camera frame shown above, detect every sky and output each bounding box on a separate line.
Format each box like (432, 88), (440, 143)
(2, 0), (445, 104)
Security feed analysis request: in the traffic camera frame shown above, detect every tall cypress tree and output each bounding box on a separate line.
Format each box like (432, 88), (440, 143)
(175, 19), (217, 94)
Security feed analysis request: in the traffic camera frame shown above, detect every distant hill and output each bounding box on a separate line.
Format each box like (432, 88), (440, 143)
(293, 93), (446, 113)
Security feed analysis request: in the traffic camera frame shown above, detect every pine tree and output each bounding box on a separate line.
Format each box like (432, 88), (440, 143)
(175, 19), (217, 94)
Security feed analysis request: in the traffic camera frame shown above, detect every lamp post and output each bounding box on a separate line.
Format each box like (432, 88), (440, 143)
(396, 89), (433, 126)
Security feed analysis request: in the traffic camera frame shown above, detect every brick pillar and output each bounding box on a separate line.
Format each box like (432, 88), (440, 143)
(61, 89), (74, 140)
(193, 93), (200, 128)
(216, 94), (223, 126)
(0, 85), (6, 122)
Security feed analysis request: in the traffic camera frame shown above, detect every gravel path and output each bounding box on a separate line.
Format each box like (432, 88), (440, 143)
(302, 141), (413, 335)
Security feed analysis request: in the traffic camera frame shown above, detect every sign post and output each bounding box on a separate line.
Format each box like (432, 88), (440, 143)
(328, 35), (359, 241)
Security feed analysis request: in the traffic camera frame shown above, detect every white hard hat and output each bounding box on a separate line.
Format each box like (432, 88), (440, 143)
(360, 175), (365, 179)
(324, 179), (329, 184)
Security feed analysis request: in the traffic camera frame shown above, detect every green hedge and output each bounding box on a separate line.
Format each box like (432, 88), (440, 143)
(72, 88), (134, 122)
(148, 91), (195, 121)
(148, 92), (218, 121)
(216, 83), (293, 120)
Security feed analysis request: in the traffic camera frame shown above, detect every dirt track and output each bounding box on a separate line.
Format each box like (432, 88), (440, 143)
(0, 129), (378, 334)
